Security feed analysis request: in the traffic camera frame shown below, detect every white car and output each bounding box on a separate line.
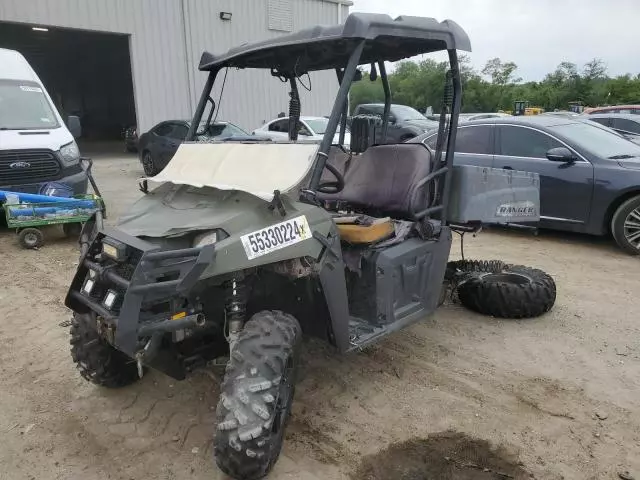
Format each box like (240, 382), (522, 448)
(252, 116), (350, 146)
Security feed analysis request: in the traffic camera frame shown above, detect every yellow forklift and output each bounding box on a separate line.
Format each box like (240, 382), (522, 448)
(513, 100), (544, 116)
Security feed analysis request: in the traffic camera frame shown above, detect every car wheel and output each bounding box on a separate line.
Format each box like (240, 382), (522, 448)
(611, 195), (640, 255)
(142, 151), (158, 176)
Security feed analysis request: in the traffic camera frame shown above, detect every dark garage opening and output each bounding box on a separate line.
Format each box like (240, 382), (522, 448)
(0, 21), (136, 141)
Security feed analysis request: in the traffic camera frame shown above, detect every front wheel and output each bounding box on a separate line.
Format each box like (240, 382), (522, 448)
(611, 195), (640, 255)
(70, 313), (140, 388)
(214, 310), (301, 480)
(141, 151), (158, 176)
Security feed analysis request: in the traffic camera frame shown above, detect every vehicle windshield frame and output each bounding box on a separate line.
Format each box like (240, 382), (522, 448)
(185, 13), (469, 224)
(0, 79), (60, 130)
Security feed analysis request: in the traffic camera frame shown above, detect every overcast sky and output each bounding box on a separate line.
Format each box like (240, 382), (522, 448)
(350, 0), (640, 81)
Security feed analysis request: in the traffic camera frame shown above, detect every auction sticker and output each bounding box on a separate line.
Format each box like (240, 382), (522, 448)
(241, 215), (312, 260)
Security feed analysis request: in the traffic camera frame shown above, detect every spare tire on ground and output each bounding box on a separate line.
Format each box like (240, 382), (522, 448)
(448, 260), (556, 319)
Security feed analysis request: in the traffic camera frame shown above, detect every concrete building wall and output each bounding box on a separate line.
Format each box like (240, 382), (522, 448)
(0, 0), (351, 133)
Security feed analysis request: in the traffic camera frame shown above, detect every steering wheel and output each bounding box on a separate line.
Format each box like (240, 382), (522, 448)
(316, 162), (345, 194)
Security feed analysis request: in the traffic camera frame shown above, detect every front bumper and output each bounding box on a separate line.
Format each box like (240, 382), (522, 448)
(1, 167), (88, 195)
(65, 227), (216, 358)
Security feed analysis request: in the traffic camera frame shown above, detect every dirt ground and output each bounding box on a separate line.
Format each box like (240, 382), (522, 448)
(1, 148), (639, 480)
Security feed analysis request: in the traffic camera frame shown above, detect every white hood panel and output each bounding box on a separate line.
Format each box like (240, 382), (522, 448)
(0, 127), (72, 151)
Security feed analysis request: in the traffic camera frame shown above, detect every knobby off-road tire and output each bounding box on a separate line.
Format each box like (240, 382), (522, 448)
(452, 260), (556, 319)
(215, 310), (302, 480)
(70, 313), (140, 388)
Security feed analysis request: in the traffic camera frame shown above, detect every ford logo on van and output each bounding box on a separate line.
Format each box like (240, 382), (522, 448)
(9, 162), (31, 169)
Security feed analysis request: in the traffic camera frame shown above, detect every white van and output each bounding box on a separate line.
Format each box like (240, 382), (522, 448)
(0, 48), (87, 195)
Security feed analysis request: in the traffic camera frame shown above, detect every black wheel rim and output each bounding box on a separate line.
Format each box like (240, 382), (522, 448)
(623, 207), (640, 249)
(142, 153), (155, 176)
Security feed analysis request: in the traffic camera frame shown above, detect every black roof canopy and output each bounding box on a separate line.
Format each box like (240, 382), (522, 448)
(199, 13), (471, 73)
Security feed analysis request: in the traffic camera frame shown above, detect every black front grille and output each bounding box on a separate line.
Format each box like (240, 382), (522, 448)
(0, 149), (61, 185)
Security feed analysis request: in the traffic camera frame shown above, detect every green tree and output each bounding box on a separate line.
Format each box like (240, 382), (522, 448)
(482, 57), (521, 85)
(349, 55), (640, 114)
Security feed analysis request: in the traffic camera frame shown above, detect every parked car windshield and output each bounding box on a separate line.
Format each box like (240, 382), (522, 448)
(391, 105), (427, 121)
(303, 118), (349, 135)
(552, 121), (640, 159)
(196, 122), (247, 139)
(304, 118), (329, 134)
(0, 80), (59, 130)
(207, 123), (246, 138)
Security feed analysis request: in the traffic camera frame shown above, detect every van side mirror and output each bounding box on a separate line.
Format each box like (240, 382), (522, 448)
(546, 147), (575, 163)
(67, 115), (82, 138)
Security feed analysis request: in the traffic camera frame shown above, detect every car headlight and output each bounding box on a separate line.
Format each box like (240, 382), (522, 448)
(59, 141), (80, 166)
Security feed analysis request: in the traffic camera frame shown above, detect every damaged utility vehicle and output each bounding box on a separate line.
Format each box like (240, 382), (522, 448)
(64, 13), (540, 480)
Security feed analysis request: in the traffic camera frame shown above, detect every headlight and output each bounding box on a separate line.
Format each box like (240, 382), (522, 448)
(102, 237), (128, 261)
(59, 141), (80, 166)
(103, 290), (118, 309)
(82, 278), (95, 294)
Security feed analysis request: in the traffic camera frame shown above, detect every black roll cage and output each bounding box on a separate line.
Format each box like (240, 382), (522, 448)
(186, 13), (468, 225)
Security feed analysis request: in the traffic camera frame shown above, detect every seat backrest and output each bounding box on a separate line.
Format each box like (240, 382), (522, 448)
(319, 143), (433, 219)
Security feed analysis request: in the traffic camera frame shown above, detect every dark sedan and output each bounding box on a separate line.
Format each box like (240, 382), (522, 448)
(413, 116), (640, 254)
(138, 120), (248, 176)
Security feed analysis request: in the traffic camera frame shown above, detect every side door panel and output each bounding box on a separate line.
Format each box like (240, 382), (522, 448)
(266, 119), (290, 141)
(149, 123), (172, 164)
(496, 125), (594, 227)
(423, 124), (495, 168)
(454, 124), (495, 168)
(158, 124), (179, 166)
(165, 123), (188, 163)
